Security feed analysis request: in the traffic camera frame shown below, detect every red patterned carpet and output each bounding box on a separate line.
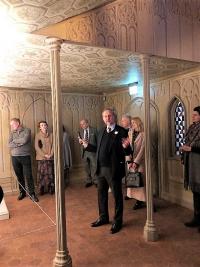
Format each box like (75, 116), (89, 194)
(0, 170), (200, 267)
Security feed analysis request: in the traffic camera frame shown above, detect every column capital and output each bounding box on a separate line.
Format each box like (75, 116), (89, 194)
(140, 54), (150, 62)
(45, 37), (63, 51)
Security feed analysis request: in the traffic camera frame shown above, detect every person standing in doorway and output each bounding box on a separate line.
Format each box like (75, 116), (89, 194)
(78, 119), (97, 187)
(8, 118), (39, 202)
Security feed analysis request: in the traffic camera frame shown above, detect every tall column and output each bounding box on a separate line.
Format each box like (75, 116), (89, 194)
(46, 37), (72, 267)
(141, 55), (158, 242)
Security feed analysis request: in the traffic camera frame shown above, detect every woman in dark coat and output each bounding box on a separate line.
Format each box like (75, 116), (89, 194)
(180, 106), (200, 231)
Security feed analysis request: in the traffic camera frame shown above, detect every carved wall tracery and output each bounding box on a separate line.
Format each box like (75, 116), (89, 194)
(104, 69), (200, 207)
(1, 67), (200, 208)
(61, 0), (200, 62)
(66, 14), (94, 44)
(0, 89), (102, 192)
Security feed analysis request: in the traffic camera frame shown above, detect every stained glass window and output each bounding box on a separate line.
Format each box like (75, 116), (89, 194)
(174, 101), (185, 155)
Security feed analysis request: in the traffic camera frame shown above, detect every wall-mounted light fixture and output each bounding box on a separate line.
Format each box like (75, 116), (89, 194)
(129, 82), (138, 95)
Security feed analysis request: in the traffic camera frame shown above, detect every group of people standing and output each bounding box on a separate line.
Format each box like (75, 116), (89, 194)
(7, 105), (200, 235)
(8, 118), (72, 202)
(78, 108), (146, 234)
(121, 114), (146, 210)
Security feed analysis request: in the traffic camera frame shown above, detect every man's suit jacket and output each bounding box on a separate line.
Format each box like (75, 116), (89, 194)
(80, 127), (97, 158)
(87, 124), (132, 179)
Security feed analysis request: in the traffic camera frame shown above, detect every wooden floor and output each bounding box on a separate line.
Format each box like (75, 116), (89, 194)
(0, 169), (200, 267)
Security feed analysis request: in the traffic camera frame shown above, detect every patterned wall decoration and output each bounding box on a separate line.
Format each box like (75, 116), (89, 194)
(61, 0), (200, 62)
(103, 68), (200, 207)
(1, 0), (200, 63)
(118, 0), (137, 51)
(0, 0), (113, 32)
(1, 67), (200, 204)
(0, 89), (102, 192)
(64, 14), (94, 44)
(150, 70), (200, 207)
(0, 33), (199, 94)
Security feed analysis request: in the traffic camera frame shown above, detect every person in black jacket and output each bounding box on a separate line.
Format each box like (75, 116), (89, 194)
(82, 108), (132, 234)
(180, 106), (200, 232)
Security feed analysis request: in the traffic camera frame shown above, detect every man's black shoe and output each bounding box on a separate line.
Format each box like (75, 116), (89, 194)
(110, 223), (122, 234)
(133, 200), (146, 210)
(40, 186), (44, 196)
(184, 218), (200, 227)
(85, 182), (93, 188)
(91, 218), (109, 227)
(153, 205), (157, 213)
(30, 193), (39, 202)
(17, 192), (26, 201)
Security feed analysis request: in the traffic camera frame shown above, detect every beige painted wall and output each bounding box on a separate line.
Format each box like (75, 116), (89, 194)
(36, 0), (200, 62)
(104, 69), (200, 209)
(1, 68), (200, 210)
(0, 89), (103, 193)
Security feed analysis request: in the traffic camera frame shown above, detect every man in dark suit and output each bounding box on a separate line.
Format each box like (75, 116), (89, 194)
(78, 119), (97, 187)
(83, 108), (132, 234)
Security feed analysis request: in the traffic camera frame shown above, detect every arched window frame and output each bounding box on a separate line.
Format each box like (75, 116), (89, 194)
(168, 97), (186, 157)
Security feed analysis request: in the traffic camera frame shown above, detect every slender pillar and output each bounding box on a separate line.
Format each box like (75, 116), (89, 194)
(46, 37), (72, 267)
(141, 55), (158, 242)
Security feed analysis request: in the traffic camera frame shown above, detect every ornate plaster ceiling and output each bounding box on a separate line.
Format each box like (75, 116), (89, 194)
(0, 33), (199, 94)
(0, 0), (114, 32)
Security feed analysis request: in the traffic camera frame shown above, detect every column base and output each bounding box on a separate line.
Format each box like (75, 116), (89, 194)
(143, 220), (158, 242)
(0, 198), (9, 221)
(53, 251), (72, 267)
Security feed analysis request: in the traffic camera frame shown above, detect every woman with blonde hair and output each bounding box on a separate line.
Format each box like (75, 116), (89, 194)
(35, 121), (54, 195)
(127, 117), (146, 210)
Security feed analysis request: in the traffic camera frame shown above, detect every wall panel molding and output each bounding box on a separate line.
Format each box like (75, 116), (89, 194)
(57, 0), (200, 62)
(0, 89), (103, 192)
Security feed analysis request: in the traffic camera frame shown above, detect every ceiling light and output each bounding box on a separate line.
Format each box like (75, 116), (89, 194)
(129, 82), (138, 95)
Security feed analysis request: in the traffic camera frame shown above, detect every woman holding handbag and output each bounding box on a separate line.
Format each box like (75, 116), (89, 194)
(127, 117), (146, 210)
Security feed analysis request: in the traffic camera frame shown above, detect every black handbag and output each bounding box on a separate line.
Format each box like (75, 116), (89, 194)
(126, 171), (143, 188)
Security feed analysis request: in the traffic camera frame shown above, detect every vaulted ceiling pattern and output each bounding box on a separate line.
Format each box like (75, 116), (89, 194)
(0, 1), (199, 93)
(0, 34), (199, 93)
(0, 0), (114, 32)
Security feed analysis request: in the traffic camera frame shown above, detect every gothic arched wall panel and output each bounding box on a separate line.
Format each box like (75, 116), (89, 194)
(0, 89), (103, 192)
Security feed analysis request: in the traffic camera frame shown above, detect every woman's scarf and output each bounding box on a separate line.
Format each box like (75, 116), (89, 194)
(133, 131), (139, 142)
(185, 121), (200, 146)
(184, 121), (200, 190)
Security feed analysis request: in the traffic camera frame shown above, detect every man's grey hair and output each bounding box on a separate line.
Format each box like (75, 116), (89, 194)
(80, 119), (89, 123)
(102, 108), (117, 121)
(121, 114), (131, 122)
(10, 118), (21, 124)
